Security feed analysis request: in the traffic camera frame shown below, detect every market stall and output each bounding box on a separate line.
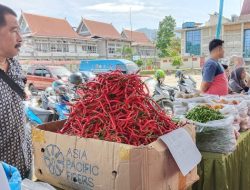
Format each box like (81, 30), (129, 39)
(174, 93), (250, 190)
(192, 130), (250, 190)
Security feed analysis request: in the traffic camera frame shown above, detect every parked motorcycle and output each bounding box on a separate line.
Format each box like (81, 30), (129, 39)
(175, 70), (197, 93)
(24, 100), (54, 125)
(40, 81), (72, 121)
(144, 77), (178, 114)
(40, 90), (70, 121)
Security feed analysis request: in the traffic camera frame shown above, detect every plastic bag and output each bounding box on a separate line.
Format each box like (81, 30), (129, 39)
(239, 116), (250, 131)
(175, 96), (212, 104)
(22, 179), (56, 190)
(219, 105), (237, 115)
(173, 101), (188, 117)
(192, 116), (236, 153)
(193, 115), (234, 132)
(1, 162), (22, 190)
(242, 100), (250, 116)
(233, 123), (240, 132)
(236, 101), (248, 118)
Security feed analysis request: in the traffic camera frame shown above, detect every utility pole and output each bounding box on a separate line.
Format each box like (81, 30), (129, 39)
(130, 7), (133, 61)
(130, 7), (133, 41)
(216, 0), (224, 39)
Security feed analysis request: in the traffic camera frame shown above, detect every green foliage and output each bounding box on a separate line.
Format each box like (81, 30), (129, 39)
(135, 59), (144, 67)
(117, 46), (133, 60)
(146, 59), (153, 66)
(166, 37), (182, 68)
(172, 55), (182, 68)
(156, 16), (176, 57)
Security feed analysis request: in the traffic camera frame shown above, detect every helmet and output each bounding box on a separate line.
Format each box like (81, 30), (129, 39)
(52, 80), (67, 95)
(154, 69), (166, 80)
(68, 72), (83, 85)
(175, 70), (183, 78)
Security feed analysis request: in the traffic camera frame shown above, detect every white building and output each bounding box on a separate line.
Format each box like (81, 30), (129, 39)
(177, 0), (250, 65)
(77, 18), (130, 58)
(121, 29), (156, 59)
(18, 12), (98, 70)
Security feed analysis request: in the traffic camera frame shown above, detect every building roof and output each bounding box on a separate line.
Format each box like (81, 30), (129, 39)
(22, 12), (81, 39)
(122, 29), (154, 47)
(80, 19), (121, 40)
(241, 0), (250, 16)
(122, 30), (151, 43)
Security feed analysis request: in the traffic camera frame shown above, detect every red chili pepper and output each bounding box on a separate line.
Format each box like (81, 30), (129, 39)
(59, 71), (178, 146)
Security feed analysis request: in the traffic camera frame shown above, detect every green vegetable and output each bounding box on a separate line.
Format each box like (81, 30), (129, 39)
(186, 106), (224, 123)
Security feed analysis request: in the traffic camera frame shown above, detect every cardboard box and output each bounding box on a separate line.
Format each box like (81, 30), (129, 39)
(32, 120), (199, 190)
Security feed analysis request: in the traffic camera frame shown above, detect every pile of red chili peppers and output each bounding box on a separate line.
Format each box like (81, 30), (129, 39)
(59, 71), (178, 146)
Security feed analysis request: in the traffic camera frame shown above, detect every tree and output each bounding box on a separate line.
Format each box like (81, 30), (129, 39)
(168, 37), (181, 55)
(117, 46), (133, 60)
(171, 55), (182, 68)
(135, 59), (144, 67)
(146, 59), (153, 66)
(156, 16), (176, 57)
(166, 37), (182, 68)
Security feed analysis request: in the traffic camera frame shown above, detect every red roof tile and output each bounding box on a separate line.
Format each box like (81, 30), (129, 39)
(123, 30), (151, 44)
(22, 13), (80, 39)
(82, 19), (121, 40)
(241, 0), (250, 15)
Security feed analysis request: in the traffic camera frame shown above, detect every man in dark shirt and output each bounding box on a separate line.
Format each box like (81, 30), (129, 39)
(201, 39), (228, 96)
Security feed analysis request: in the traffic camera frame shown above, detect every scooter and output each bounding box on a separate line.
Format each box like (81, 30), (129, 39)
(153, 82), (178, 114)
(24, 100), (54, 125)
(175, 71), (197, 93)
(40, 87), (71, 121)
(144, 77), (178, 114)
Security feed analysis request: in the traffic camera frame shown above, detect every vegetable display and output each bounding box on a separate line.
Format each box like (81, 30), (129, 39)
(213, 99), (239, 105)
(186, 106), (224, 123)
(59, 71), (178, 146)
(175, 92), (201, 99)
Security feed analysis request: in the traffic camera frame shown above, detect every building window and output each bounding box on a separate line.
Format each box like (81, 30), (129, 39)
(57, 44), (62, 52)
(108, 43), (117, 54)
(51, 44), (57, 52)
(108, 47), (115, 54)
(20, 18), (30, 34)
(41, 44), (49, 52)
(35, 43), (42, 51)
(244, 29), (250, 58)
(63, 44), (69, 52)
(186, 30), (201, 56)
(82, 45), (97, 53)
(79, 24), (89, 35)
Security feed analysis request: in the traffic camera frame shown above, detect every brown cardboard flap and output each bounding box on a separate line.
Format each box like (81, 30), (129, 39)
(36, 120), (66, 132)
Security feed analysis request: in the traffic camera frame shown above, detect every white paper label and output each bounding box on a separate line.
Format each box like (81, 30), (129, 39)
(160, 128), (201, 176)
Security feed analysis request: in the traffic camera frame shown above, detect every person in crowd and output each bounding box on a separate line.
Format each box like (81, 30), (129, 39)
(230, 55), (250, 87)
(229, 67), (249, 93)
(222, 64), (230, 79)
(0, 4), (31, 178)
(200, 39), (228, 96)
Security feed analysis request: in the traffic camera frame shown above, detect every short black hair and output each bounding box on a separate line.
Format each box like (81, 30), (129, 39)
(209, 39), (224, 52)
(222, 64), (228, 70)
(0, 4), (17, 27)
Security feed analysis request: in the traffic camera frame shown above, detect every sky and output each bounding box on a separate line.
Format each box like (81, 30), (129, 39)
(0, 0), (244, 31)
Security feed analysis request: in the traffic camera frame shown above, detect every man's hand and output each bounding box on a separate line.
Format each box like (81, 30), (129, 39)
(200, 82), (211, 93)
